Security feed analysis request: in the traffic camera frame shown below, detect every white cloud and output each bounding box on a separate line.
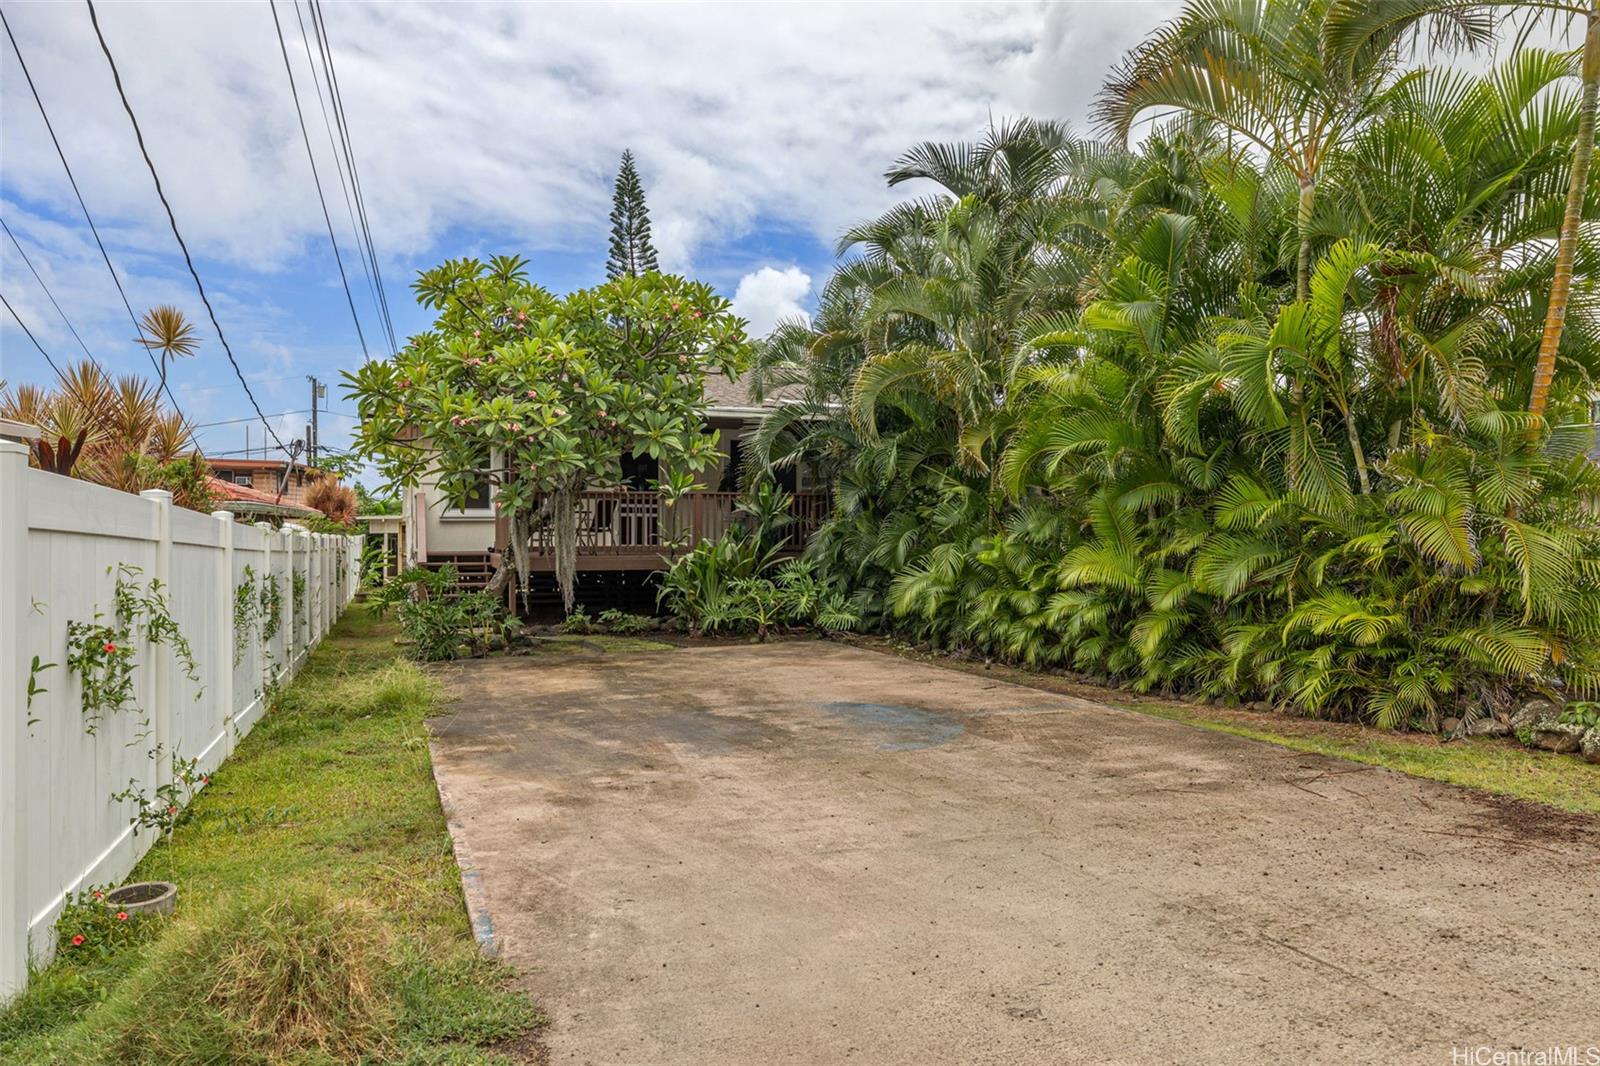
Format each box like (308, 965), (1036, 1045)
(0, 2), (1188, 279)
(731, 265), (811, 337)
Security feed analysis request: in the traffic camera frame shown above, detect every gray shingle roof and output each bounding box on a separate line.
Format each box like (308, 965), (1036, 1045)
(703, 369), (804, 411)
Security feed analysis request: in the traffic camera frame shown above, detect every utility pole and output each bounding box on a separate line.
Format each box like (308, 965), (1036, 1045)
(306, 375), (327, 464)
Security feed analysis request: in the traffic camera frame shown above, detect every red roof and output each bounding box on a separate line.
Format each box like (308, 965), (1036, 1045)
(207, 475), (316, 514)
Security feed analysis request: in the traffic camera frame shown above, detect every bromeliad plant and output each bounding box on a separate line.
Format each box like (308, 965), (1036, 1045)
(345, 257), (754, 612)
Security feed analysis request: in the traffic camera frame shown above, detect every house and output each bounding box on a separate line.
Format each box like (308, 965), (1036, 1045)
(394, 371), (829, 604)
(207, 474), (318, 524)
(206, 457), (321, 508)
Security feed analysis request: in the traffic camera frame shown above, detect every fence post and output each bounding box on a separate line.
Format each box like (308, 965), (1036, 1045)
(292, 526), (311, 652)
(0, 442), (30, 999)
(213, 512), (235, 759)
(320, 535), (331, 636)
(282, 525), (298, 670)
(139, 490), (173, 790)
(255, 523), (273, 692)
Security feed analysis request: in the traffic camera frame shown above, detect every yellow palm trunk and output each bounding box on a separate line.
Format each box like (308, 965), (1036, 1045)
(1528, 2), (1598, 432)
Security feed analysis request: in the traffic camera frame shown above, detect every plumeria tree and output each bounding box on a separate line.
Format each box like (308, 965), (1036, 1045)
(344, 255), (751, 610)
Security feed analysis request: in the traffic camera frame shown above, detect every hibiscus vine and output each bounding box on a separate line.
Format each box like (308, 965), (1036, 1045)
(66, 563), (202, 736)
(259, 573), (283, 645)
(233, 566), (260, 666)
(292, 571), (307, 636)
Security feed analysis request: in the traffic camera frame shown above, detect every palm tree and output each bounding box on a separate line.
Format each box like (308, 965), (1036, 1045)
(136, 304), (199, 394)
(1094, 0), (1496, 301)
(1324, 0), (1599, 425)
(0, 359), (211, 509)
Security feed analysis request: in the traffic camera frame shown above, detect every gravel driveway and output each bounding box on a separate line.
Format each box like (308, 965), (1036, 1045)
(428, 641), (1600, 1065)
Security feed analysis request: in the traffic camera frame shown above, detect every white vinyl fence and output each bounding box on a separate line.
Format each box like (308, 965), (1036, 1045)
(0, 440), (361, 999)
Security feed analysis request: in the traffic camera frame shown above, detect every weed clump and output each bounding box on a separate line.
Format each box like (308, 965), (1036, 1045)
(95, 889), (394, 1064)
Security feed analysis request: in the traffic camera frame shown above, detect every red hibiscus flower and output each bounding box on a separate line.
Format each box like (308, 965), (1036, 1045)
(115, 912), (128, 921)
(103, 642), (117, 654)
(70, 934), (85, 947)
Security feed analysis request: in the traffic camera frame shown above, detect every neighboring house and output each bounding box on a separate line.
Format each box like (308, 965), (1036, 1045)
(207, 474), (318, 524)
(395, 371), (829, 594)
(206, 457), (321, 508)
(359, 512), (405, 582)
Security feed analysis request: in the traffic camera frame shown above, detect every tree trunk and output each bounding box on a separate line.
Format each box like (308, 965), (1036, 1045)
(1295, 175), (1317, 303)
(1528, 2), (1598, 432)
(1341, 401), (1372, 495)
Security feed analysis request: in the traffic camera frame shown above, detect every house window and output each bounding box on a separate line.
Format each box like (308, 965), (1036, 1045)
(443, 477), (493, 516)
(233, 473), (253, 487)
(620, 451), (657, 491)
(444, 453), (495, 516)
(462, 479), (492, 511)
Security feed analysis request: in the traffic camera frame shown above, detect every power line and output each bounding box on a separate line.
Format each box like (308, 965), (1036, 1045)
(307, 0), (399, 353)
(194, 409), (312, 430)
(84, 0), (290, 456)
(0, 5), (189, 418)
(1, 288), (65, 378)
(291, 0), (383, 352)
(314, 0), (398, 355)
(267, 0), (370, 362)
(192, 408), (355, 430)
(1, 215), (102, 370)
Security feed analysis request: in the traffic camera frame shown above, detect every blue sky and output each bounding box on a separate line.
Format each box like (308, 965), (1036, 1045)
(17, 0), (1091, 464)
(5, 1), (1546, 470)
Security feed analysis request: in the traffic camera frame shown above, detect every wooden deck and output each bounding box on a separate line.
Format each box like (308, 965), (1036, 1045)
(523, 490), (829, 572)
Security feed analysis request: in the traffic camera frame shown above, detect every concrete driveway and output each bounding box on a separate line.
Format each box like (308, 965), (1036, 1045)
(428, 641), (1600, 1065)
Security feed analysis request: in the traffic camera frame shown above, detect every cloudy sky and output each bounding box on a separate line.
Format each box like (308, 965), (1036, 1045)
(2, 0), (1200, 461)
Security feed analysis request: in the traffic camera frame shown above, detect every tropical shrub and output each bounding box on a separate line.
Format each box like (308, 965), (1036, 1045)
(747, 6), (1600, 730)
(378, 566), (510, 660)
(596, 608), (654, 635)
(658, 536), (861, 638)
(305, 477), (358, 525)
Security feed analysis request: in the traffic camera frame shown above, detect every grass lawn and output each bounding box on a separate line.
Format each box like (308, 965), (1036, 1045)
(857, 638), (1600, 817)
(0, 607), (542, 1065)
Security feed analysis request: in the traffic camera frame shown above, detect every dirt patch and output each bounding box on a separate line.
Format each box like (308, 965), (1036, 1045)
(430, 642), (1600, 1065)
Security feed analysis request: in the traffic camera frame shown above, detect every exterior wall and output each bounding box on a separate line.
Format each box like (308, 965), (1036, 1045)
(207, 462), (319, 507)
(414, 462), (496, 557)
(0, 441), (361, 1001)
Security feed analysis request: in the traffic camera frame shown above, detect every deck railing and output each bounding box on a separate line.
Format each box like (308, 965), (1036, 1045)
(528, 490), (830, 559)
